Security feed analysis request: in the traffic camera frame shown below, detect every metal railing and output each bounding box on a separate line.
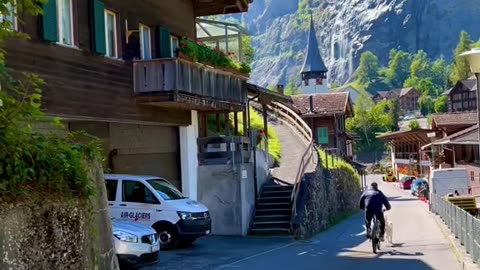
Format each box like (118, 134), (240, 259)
(267, 102), (316, 218)
(431, 193), (480, 264)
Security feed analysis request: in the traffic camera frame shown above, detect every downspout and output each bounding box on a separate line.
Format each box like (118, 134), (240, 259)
(248, 94), (259, 200)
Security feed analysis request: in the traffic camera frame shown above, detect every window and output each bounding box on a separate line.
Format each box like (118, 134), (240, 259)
(315, 78), (323, 85)
(317, 127), (329, 145)
(171, 35), (179, 57)
(105, 179), (118, 201)
(57, 0), (74, 46)
(0, 1), (17, 30)
(104, 10), (117, 58)
(122, 180), (159, 204)
(139, 24), (151, 60)
(304, 79), (309, 86)
(147, 179), (185, 200)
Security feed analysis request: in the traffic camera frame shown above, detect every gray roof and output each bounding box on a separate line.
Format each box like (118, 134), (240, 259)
(301, 17), (327, 75)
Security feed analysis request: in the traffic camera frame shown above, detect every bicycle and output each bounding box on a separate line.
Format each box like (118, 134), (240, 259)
(370, 209), (388, 254)
(370, 214), (381, 254)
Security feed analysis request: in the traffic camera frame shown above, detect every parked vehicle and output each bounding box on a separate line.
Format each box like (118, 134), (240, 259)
(105, 174), (211, 250)
(113, 219), (160, 269)
(430, 168), (471, 197)
(411, 178), (428, 197)
(383, 167), (397, 182)
(399, 176), (415, 190)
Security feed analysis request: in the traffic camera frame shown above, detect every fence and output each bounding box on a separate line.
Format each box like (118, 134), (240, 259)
(431, 193), (480, 264)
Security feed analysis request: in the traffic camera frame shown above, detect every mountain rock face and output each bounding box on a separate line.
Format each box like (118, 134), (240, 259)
(241, 0), (480, 87)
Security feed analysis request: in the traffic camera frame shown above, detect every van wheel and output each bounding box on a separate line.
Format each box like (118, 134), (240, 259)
(156, 226), (179, 250)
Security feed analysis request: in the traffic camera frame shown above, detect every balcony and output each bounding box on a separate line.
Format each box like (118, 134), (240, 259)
(134, 58), (247, 112)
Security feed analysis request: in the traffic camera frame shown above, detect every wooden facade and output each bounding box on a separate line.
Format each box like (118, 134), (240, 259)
(5, 0), (249, 125)
(449, 80), (477, 113)
(399, 88), (420, 113)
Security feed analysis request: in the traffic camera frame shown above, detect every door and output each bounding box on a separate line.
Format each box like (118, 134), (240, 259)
(118, 180), (160, 226)
(105, 178), (121, 219)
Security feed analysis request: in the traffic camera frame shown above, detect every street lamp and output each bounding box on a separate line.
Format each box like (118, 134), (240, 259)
(458, 49), (480, 159)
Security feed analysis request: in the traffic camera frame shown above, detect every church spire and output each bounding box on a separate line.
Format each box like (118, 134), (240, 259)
(301, 15), (328, 81)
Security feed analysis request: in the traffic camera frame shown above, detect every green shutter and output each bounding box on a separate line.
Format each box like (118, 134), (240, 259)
(42, 0), (58, 42)
(91, 0), (106, 55)
(157, 27), (172, 58)
(317, 127), (329, 145)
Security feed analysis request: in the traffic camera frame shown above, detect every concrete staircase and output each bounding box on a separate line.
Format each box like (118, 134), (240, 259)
(250, 180), (293, 235)
(249, 102), (317, 235)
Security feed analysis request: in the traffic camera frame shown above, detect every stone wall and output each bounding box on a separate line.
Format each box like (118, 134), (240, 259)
(0, 161), (118, 270)
(292, 153), (361, 240)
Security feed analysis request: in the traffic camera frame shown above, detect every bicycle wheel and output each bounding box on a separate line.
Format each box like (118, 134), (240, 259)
(371, 218), (378, 254)
(372, 236), (378, 254)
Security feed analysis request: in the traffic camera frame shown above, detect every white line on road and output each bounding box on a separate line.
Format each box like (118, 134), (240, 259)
(297, 251), (307, 256)
(216, 242), (296, 269)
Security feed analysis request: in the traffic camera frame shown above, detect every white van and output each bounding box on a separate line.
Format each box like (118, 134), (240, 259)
(105, 174), (211, 250)
(430, 168), (471, 197)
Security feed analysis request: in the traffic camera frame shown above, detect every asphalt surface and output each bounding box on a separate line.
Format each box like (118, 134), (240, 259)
(152, 175), (462, 270)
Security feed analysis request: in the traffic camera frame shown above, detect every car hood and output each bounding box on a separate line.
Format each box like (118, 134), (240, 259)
(112, 220), (156, 236)
(166, 198), (209, 212)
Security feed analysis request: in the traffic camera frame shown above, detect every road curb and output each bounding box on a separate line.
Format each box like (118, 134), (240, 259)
(429, 208), (480, 270)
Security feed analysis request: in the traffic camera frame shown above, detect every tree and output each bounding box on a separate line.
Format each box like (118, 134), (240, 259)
(409, 50), (431, 80)
(284, 75), (301, 95)
(430, 58), (451, 94)
(354, 51), (386, 94)
(383, 49), (413, 89)
(434, 95), (449, 113)
(415, 78), (436, 96)
(408, 120), (421, 130)
(450, 31), (473, 84)
(418, 95), (434, 116)
(387, 99), (400, 131)
(473, 38), (480, 48)
(330, 82), (341, 88)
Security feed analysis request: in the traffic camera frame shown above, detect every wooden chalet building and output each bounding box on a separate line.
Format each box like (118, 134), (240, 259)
(4, 0), (253, 199)
(373, 87), (420, 114)
(291, 92), (354, 158)
(447, 78), (477, 112)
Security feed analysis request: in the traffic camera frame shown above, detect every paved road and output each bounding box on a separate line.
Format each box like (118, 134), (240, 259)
(154, 175), (462, 270)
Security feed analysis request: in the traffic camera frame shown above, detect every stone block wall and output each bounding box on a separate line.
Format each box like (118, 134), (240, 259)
(0, 161), (118, 270)
(292, 154), (361, 239)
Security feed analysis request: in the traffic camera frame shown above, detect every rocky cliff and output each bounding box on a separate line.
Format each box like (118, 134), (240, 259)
(240, 0), (480, 87)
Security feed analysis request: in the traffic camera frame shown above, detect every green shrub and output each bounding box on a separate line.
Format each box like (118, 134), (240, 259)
(318, 149), (360, 184)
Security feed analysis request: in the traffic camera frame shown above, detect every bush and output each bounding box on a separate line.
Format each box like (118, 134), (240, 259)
(318, 149), (360, 184)
(0, 73), (102, 203)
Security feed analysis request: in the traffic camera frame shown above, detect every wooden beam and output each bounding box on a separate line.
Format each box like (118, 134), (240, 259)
(234, 112), (239, 135)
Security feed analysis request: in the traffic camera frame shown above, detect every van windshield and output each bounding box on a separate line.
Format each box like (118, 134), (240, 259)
(147, 179), (186, 200)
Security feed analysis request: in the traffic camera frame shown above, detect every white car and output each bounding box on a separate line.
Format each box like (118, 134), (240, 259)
(113, 219), (160, 269)
(105, 174), (211, 250)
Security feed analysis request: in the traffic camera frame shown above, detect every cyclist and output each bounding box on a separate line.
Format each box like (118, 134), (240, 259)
(359, 182), (391, 241)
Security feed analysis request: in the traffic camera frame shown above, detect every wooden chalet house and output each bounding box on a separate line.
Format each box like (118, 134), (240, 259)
(4, 0), (253, 200)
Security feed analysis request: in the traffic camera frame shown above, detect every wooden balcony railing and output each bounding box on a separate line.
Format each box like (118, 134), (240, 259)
(198, 136), (250, 165)
(133, 58), (247, 108)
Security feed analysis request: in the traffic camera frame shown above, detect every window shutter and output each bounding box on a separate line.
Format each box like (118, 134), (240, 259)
(91, 0), (106, 55)
(42, 0), (58, 42)
(317, 128), (329, 145)
(157, 27), (172, 58)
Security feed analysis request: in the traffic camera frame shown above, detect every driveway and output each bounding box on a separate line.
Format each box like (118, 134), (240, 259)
(149, 175), (462, 270)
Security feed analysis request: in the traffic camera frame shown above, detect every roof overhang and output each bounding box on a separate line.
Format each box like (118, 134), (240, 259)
(247, 83), (292, 106)
(377, 129), (440, 145)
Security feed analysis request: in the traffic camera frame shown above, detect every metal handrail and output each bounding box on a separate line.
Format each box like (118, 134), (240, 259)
(267, 101), (317, 219)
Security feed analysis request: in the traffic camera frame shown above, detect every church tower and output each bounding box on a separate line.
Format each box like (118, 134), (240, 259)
(301, 16), (328, 94)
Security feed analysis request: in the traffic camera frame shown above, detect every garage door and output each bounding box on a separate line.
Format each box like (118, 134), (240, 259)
(109, 123), (181, 189)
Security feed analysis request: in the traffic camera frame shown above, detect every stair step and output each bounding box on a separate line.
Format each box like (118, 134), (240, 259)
(250, 228), (291, 235)
(262, 185), (293, 192)
(258, 196), (292, 203)
(252, 221), (290, 229)
(254, 215), (291, 223)
(255, 209), (291, 216)
(262, 190), (292, 195)
(256, 203), (292, 210)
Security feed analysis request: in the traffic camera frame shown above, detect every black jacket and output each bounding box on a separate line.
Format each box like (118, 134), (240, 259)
(359, 188), (391, 214)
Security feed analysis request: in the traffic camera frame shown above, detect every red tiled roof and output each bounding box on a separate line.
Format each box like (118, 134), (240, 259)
(432, 112), (478, 127)
(291, 92), (350, 116)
